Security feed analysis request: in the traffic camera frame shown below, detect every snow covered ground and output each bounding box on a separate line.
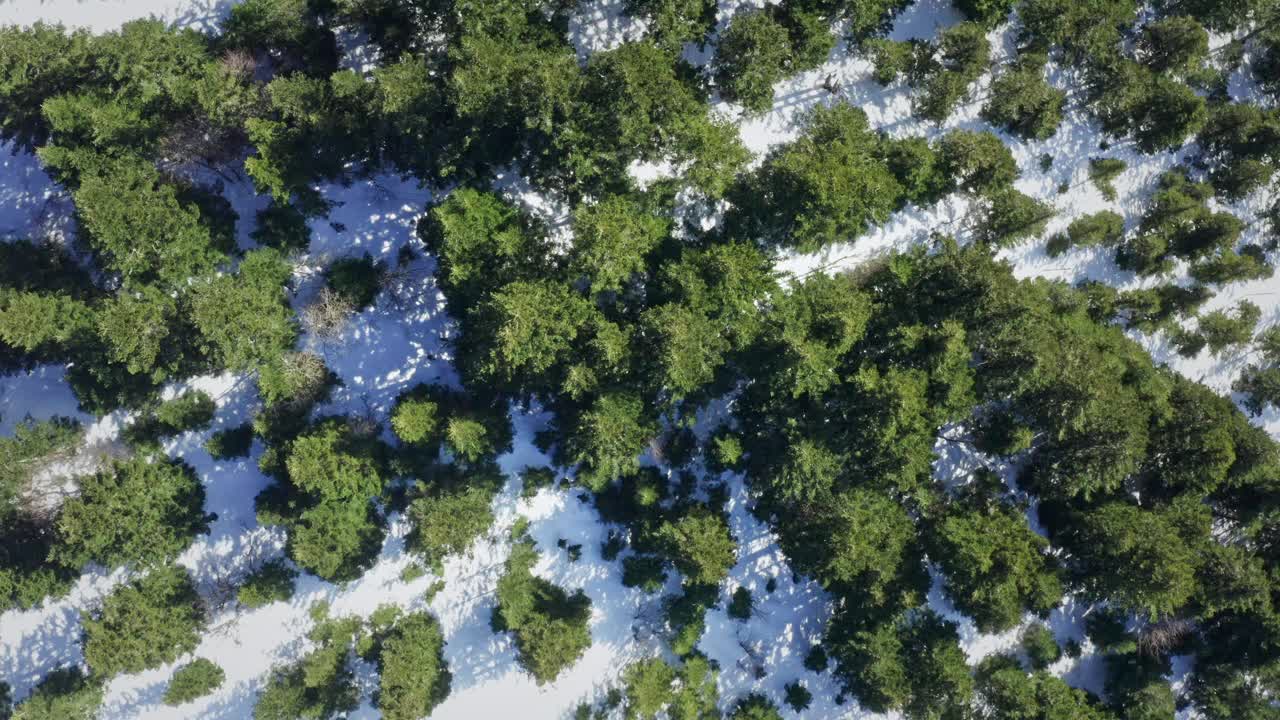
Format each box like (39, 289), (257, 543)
(1, 0), (1276, 718)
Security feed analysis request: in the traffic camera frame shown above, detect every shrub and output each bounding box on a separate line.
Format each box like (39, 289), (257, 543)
(406, 482), (497, 568)
(731, 693), (783, 719)
(714, 10), (790, 114)
(653, 508), (736, 586)
(376, 612), (452, 720)
(492, 541), (593, 684)
(1022, 623), (1061, 669)
(163, 658), (225, 705)
(125, 391), (217, 445)
(1083, 156), (1124, 201)
(299, 286), (357, 341)
(11, 667), (103, 720)
(728, 586), (753, 620)
(324, 253), (384, 309)
(707, 430), (745, 473)
(238, 559), (299, 608)
(623, 555), (668, 593)
(252, 201), (311, 252)
(783, 682), (812, 712)
(207, 423), (255, 459)
(81, 564), (205, 677)
(938, 129), (1018, 195)
(53, 455), (211, 571)
(804, 645), (829, 673)
(390, 396), (441, 446)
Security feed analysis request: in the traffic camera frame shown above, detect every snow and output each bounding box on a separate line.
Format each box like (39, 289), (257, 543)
(1, 1), (1277, 719)
(0, 0), (241, 33)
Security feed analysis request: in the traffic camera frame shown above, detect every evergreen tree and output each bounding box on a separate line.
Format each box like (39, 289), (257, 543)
(163, 659), (225, 705)
(53, 455), (211, 571)
(376, 612), (452, 720)
(81, 564), (205, 677)
(727, 103), (904, 252)
(981, 53), (1066, 140)
(714, 11), (791, 114)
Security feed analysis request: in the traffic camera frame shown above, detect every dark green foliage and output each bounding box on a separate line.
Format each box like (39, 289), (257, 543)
(982, 53), (1065, 140)
(665, 584), (716, 657)
(253, 652), (357, 720)
(493, 539), (593, 684)
(654, 507), (736, 586)
(972, 188), (1054, 247)
(707, 430), (746, 473)
(622, 654), (719, 720)
(1049, 211), (1125, 257)
(7, 8), (1280, 712)
(256, 417), (391, 581)
(1138, 16), (1209, 73)
(124, 390), (217, 446)
(714, 10), (791, 114)
(570, 194), (668, 293)
(622, 555), (668, 593)
(244, 70), (383, 210)
(390, 396), (440, 447)
(1088, 158), (1126, 201)
(804, 645), (829, 672)
(53, 454), (210, 571)
(191, 248), (298, 372)
(237, 559), (298, 608)
(389, 383), (512, 465)
(1090, 60), (1207, 152)
(221, 0), (338, 75)
(81, 564), (205, 677)
(11, 667), (103, 720)
(1197, 300), (1260, 355)
(727, 586), (753, 620)
(929, 498), (1062, 632)
(913, 23), (991, 122)
(561, 392), (657, 490)
(828, 608), (972, 716)
(376, 611), (452, 720)
(727, 103), (903, 252)
(730, 693), (783, 720)
(1105, 650), (1176, 720)
(1195, 103), (1280, 200)
(0, 23), (97, 150)
(406, 477), (498, 568)
(418, 188), (549, 313)
(207, 423), (255, 459)
(622, 658), (677, 719)
(73, 157), (229, 290)
(163, 658), (225, 705)
(974, 654), (1113, 719)
(252, 201), (312, 252)
(324, 254), (385, 310)
(1021, 624), (1060, 669)
(955, 0), (1015, 24)
(1061, 499), (1207, 618)
(625, 0), (717, 48)
(937, 129), (1018, 195)
(1116, 169), (1242, 276)
(865, 38), (915, 85)
(783, 682), (811, 712)
(151, 392), (217, 439)
(880, 136), (948, 207)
